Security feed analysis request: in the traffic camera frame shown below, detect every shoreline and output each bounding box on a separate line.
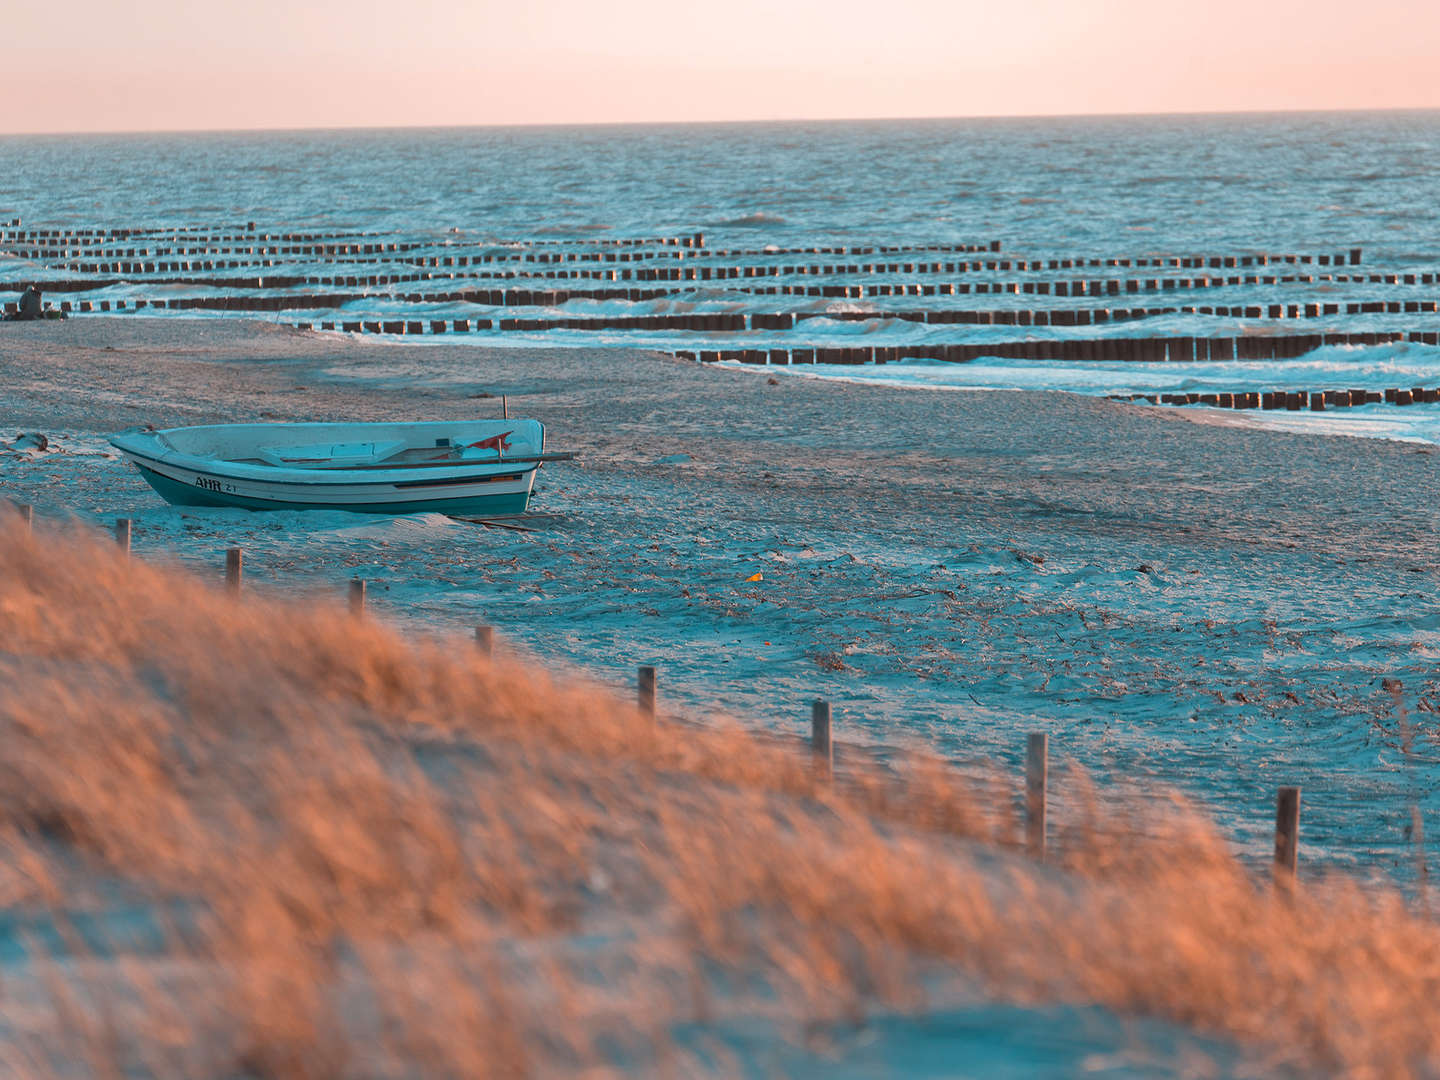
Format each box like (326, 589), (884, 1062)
(4, 317), (1438, 878)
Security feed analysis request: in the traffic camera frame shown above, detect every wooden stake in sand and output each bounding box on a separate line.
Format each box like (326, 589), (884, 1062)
(15, 503), (32, 531)
(811, 700), (833, 779)
(475, 624), (494, 658)
(1275, 786), (1301, 881)
(226, 547), (242, 593)
(1026, 732), (1048, 859)
(114, 518), (131, 556)
(349, 579), (367, 616)
(638, 665), (656, 719)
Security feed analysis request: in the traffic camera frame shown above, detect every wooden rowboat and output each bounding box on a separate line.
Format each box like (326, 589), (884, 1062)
(109, 420), (572, 515)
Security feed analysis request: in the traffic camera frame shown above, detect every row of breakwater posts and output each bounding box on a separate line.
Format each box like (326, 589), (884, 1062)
(667, 331), (1440, 366)
(0, 222), (1406, 310)
(1115, 386), (1440, 410)
(13, 270), (1434, 302)
(0, 223), (1386, 294)
(6, 221), (1440, 411)
(0, 222), (710, 250)
(0, 221), (1360, 268)
(2, 259), (1400, 286)
(16, 293), (1440, 322)
(7, 499), (1309, 885)
(10, 263), (1433, 309)
(0, 223), (1427, 321)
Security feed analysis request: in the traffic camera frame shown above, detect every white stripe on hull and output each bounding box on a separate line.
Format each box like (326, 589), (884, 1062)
(126, 452), (537, 507)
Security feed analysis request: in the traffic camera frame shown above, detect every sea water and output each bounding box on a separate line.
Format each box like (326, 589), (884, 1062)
(3, 112), (1440, 447)
(4, 113), (1439, 255)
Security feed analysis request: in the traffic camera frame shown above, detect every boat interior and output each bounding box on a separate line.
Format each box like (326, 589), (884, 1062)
(149, 420), (545, 471)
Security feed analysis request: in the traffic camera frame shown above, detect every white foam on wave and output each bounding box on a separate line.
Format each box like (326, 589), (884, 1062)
(735, 342), (1440, 445)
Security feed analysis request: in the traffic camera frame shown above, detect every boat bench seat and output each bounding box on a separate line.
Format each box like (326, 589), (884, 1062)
(257, 439), (409, 468)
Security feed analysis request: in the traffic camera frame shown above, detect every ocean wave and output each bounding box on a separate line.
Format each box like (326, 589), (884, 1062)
(715, 213), (786, 227)
(1124, 174), (1247, 186)
(533, 223), (614, 235)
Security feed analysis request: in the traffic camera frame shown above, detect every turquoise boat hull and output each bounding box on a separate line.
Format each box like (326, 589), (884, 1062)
(135, 464), (533, 516)
(110, 420), (552, 517)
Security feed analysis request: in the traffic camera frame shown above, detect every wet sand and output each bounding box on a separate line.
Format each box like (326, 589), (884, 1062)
(3, 318), (1438, 875)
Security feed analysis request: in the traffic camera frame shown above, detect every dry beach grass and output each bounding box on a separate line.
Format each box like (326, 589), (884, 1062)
(3, 513), (1440, 1077)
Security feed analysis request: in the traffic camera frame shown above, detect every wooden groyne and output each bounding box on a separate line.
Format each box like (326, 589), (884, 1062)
(4, 221), (1437, 382)
(1112, 385), (1440, 411)
(665, 331), (1438, 367)
(22, 292), (1437, 325)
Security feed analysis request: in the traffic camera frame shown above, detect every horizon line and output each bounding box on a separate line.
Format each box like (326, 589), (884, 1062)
(3, 103), (1438, 139)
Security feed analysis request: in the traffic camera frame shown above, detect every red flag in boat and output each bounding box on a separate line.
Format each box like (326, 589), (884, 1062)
(468, 430), (513, 455)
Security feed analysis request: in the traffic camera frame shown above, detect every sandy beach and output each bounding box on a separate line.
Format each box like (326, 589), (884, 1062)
(4, 317), (1438, 874)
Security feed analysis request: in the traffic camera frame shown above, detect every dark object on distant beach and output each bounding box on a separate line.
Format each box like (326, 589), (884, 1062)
(3, 284), (65, 322)
(17, 284), (41, 320)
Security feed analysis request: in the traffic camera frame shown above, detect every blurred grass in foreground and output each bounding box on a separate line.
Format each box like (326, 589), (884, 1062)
(1, 511), (1438, 1077)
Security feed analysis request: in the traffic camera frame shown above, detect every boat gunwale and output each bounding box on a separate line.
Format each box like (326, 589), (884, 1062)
(113, 442), (539, 490)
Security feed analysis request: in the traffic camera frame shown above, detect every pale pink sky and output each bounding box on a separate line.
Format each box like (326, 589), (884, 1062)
(4, 0), (1438, 133)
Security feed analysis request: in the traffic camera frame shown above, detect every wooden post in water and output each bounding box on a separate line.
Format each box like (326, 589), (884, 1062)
(114, 518), (131, 557)
(475, 625), (494, 658)
(226, 547), (242, 593)
(1026, 732), (1048, 859)
(502, 395), (509, 420)
(349, 578), (366, 616)
(811, 700), (833, 779)
(1274, 786), (1300, 881)
(638, 665), (656, 719)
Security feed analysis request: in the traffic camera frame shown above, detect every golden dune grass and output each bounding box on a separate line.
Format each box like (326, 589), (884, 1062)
(2, 509), (1440, 1077)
